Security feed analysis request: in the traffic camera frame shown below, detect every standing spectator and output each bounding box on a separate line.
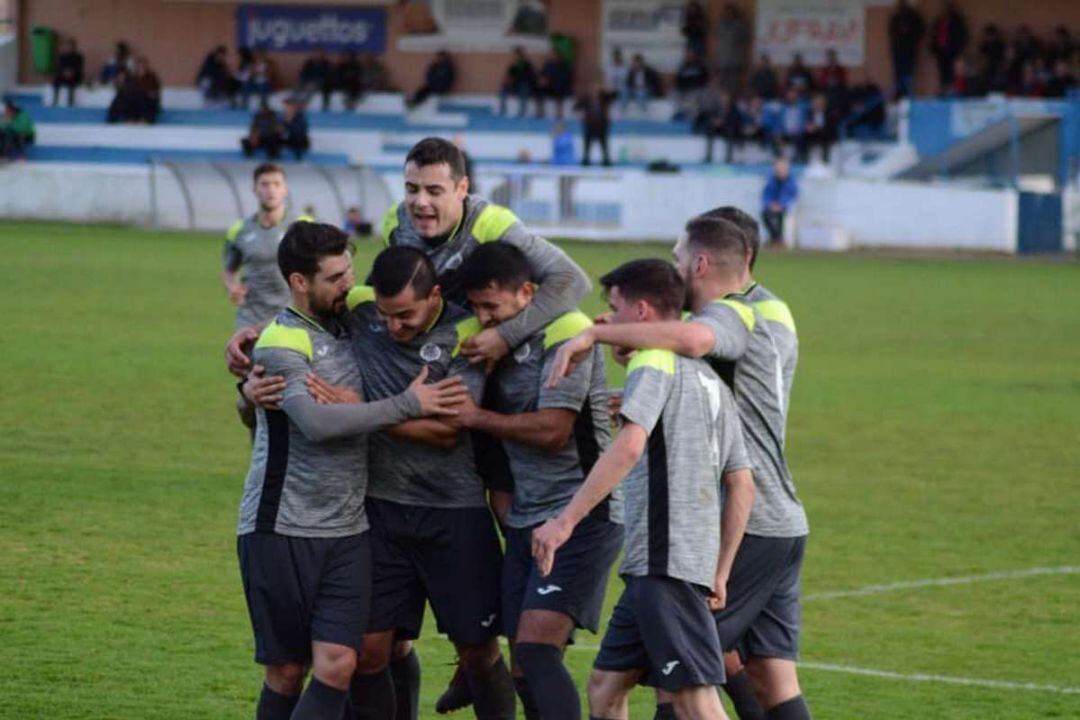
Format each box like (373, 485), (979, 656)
(498, 47), (537, 117)
(282, 99), (310, 160)
(978, 25), (1007, 93)
(133, 56), (161, 124)
(336, 51), (364, 110)
(626, 53), (661, 114)
(847, 76), (886, 138)
(100, 41), (132, 85)
(800, 93), (836, 163)
(575, 82), (613, 166)
(551, 120), (575, 165)
(702, 89), (745, 164)
(888, 0), (924, 98)
(52, 38), (84, 107)
(197, 45), (231, 106)
(241, 102), (285, 160)
(673, 48), (709, 120)
(761, 158), (797, 245)
(360, 52), (391, 93)
(232, 48), (254, 109)
(817, 48), (848, 98)
(929, 1), (969, 95)
(605, 47), (630, 112)
(950, 56), (985, 97)
(714, 3), (750, 93)
(0, 99), (35, 161)
(785, 53), (815, 95)
(750, 53), (780, 99)
(536, 51), (573, 119)
(682, 1), (708, 59)
(298, 49), (333, 111)
(1011, 25), (1043, 71)
(777, 88), (808, 157)
(408, 50), (456, 108)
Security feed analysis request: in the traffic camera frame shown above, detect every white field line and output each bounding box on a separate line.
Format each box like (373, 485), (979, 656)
(804, 565), (1080, 601)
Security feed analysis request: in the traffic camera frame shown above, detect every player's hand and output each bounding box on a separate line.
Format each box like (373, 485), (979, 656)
(243, 365), (286, 410)
(531, 516), (574, 577)
(607, 388), (623, 425)
(460, 328), (510, 373)
(447, 388), (480, 428)
(408, 366), (471, 416)
(708, 571), (730, 611)
(227, 281), (248, 306)
(593, 311), (614, 325)
(226, 325), (261, 377)
(611, 346), (635, 367)
(545, 328), (595, 388)
(307, 372), (361, 404)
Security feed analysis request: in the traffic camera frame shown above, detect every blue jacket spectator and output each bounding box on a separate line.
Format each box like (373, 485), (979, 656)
(551, 122), (575, 165)
(761, 158), (797, 244)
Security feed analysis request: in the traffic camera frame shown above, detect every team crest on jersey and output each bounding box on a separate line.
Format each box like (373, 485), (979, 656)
(513, 343), (532, 363)
(420, 343), (442, 362)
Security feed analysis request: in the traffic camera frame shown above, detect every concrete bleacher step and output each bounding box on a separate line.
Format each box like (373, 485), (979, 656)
(25, 145), (349, 166)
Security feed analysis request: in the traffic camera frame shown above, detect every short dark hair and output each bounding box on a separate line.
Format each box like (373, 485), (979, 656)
(253, 162), (285, 183)
(700, 205), (760, 269)
(405, 137), (467, 181)
(370, 246), (437, 299)
(277, 222), (350, 280)
(684, 216), (747, 274)
(599, 259), (685, 320)
(456, 242), (532, 293)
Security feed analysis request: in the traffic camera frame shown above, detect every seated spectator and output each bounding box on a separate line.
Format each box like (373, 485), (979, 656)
(343, 207), (372, 237)
(240, 52), (272, 110)
(1014, 60), (1046, 97)
(106, 70), (146, 123)
(785, 53), (815, 95)
(282, 99), (310, 160)
(536, 51), (573, 119)
(1011, 25), (1042, 71)
(551, 120), (575, 165)
(750, 53), (780, 100)
(703, 90), (745, 164)
(241, 102), (285, 160)
(626, 53), (661, 114)
(335, 51), (364, 110)
(1045, 26), (1075, 67)
(0, 99), (35, 161)
(52, 38), (84, 107)
(847, 78), (886, 139)
(408, 50), (456, 109)
(799, 93), (837, 163)
(742, 95), (775, 152)
(197, 45), (231, 107)
(298, 49), (333, 112)
(776, 89), (808, 157)
(761, 158), (797, 245)
(673, 48), (709, 120)
(100, 41), (132, 85)
(950, 56), (985, 97)
(1043, 59), (1078, 98)
(361, 53), (391, 93)
(232, 48), (253, 109)
(499, 47), (538, 117)
(132, 56), (162, 124)
(605, 47), (629, 110)
(817, 48), (848, 112)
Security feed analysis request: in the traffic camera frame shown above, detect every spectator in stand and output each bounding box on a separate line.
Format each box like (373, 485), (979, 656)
(743, 95), (775, 153)
(241, 102), (285, 160)
(703, 89), (745, 164)
(1015, 61), (1046, 97)
(888, 0), (924, 99)
(360, 52), (391, 93)
(197, 45), (231, 107)
(575, 82), (613, 166)
(682, 1), (708, 59)
(551, 120), (575, 165)
(343, 207), (372, 237)
(785, 53), (815, 96)
(818, 48), (847, 99)
(298, 49), (333, 111)
(52, 38), (84, 107)
(408, 50), (456, 108)
(750, 53), (780, 99)
(777, 88), (808, 158)
(106, 69), (144, 123)
(1012, 25), (1043, 72)
(536, 50), (573, 119)
(761, 157), (797, 245)
(626, 53), (661, 114)
(0, 99), (35, 161)
(1046, 26), (1075, 67)
(978, 25), (1008, 93)
(1044, 59), (1078, 98)
(282, 99), (310, 160)
(132, 56), (161, 124)
(605, 47), (630, 112)
(714, 3), (750, 93)
(950, 56), (985, 97)
(499, 47), (537, 117)
(233, 48), (254, 109)
(929, 2), (969, 95)
(673, 48), (709, 121)
(100, 41), (132, 85)
(241, 52), (273, 110)
(847, 75), (886, 138)
(336, 51), (364, 110)
(800, 93), (836, 163)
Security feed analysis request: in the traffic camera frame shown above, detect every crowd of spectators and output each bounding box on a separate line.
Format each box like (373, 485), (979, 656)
(496, 46), (575, 119)
(241, 99), (310, 161)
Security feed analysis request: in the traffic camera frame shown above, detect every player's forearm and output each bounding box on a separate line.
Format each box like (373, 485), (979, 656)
(283, 391), (421, 442)
(558, 426), (645, 526)
(221, 269), (240, 290)
(389, 419), (459, 450)
(465, 408), (571, 453)
(496, 239), (590, 348)
(717, 468), (754, 579)
(590, 321), (714, 358)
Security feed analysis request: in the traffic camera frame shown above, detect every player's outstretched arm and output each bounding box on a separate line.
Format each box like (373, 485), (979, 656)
(460, 402), (577, 454)
(388, 419), (460, 451)
(711, 467), (754, 611)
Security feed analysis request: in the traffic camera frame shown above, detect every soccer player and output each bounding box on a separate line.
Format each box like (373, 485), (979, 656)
(548, 216), (812, 720)
(448, 243), (623, 719)
(235, 222), (467, 720)
(533, 258), (754, 720)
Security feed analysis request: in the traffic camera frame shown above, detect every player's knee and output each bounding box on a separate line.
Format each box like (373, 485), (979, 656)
(312, 644), (357, 688)
(587, 670), (625, 715)
(745, 657), (800, 708)
(722, 650), (745, 677)
(456, 637), (502, 670)
(356, 632), (393, 673)
(391, 639), (413, 661)
(265, 662), (305, 696)
(514, 609), (573, 646)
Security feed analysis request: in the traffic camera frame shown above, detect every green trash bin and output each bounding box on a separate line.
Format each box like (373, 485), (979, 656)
(551, 33), (576, 65)
(31, 26), (56, 75)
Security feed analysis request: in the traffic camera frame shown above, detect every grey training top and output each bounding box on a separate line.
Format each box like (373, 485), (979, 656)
(618, 349), (750, 590)
(343, 287), (488, 509)
(490, 311), (619, 528)
(222, 210), (310, 329)
(237, 307), (421, 538)
(691, 286), (809, 538)
(382, 195), (590, 348)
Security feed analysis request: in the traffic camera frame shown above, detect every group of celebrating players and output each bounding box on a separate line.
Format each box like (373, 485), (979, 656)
(221, 137), (811, 720)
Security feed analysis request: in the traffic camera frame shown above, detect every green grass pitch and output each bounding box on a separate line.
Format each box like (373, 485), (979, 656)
(1, 220), (1078, 719)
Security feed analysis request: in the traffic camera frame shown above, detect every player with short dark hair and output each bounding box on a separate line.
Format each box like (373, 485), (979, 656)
(533, 258), (753, 720)
(450, 242), (623, 719)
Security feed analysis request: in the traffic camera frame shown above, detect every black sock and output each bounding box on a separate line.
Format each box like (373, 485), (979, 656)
(390, 650), (421, 720)
(463, 655), (516, 720)
(349, 669), (396, 720)
(290, 677), (347, 720)
(257, 683), (299, 720)
(765, 695), (811, 720)
(514, 643), (578, 720)
(653, 702), (677, 719)
(512, 677), (540, 720)
(724, 671), (766, 720)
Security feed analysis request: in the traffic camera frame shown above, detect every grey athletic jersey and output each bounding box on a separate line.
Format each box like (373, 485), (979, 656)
(692, 286), (809, 538)
(344, 287), (488, 508)
(237, 308), (418, 538)
(223, 210), (310, 328)
(490, 311), (618, 528)
(617, 349), (750, 590)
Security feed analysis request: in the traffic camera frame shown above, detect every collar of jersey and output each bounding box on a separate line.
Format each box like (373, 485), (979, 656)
(423, 298), (446, 334)
(422, 199), (467, 247)
(286, 305), (330, 334)
(724, 280), (758, 299)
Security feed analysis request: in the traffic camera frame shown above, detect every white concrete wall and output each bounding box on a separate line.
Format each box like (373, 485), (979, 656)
(0, 163), (154, 224)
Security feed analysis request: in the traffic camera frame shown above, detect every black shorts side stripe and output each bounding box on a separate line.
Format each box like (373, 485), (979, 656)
(646, 417), (669, 575)
(255, 409), (290, 532)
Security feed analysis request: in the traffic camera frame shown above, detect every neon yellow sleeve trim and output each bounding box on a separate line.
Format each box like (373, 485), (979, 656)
(254, 322), (313, 361)
(754, 300), (796, 333)
(627, 348), (676, 375)
(346, 285), (376, 312)
(381, 203), (400, 247)
(542, 311), (593, 350)
(452, 317), (485, 357)
(715, 299), (756, 331)
(472, 204), (520, 243)
(225, 219), (244, 242)
(294, 214), (315, 223)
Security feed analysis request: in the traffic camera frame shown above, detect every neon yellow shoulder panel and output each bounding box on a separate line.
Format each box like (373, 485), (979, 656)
(627, 348), (676, 375)
(381, 203), (400, 247)
(294, 214), (315, 223)
(225, 219), (244, 241)
(542, 311), (593, 350)
(346, 285), (376, 312)
(452, 317), (485, 358)
(714, 299), (756, 331)
(753, 300), (796, 333)
(472, 204), (520, 243)
(255, 321), (313, 360)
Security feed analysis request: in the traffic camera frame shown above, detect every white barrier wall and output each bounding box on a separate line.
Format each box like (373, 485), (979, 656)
(0, 163), (154, 225)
